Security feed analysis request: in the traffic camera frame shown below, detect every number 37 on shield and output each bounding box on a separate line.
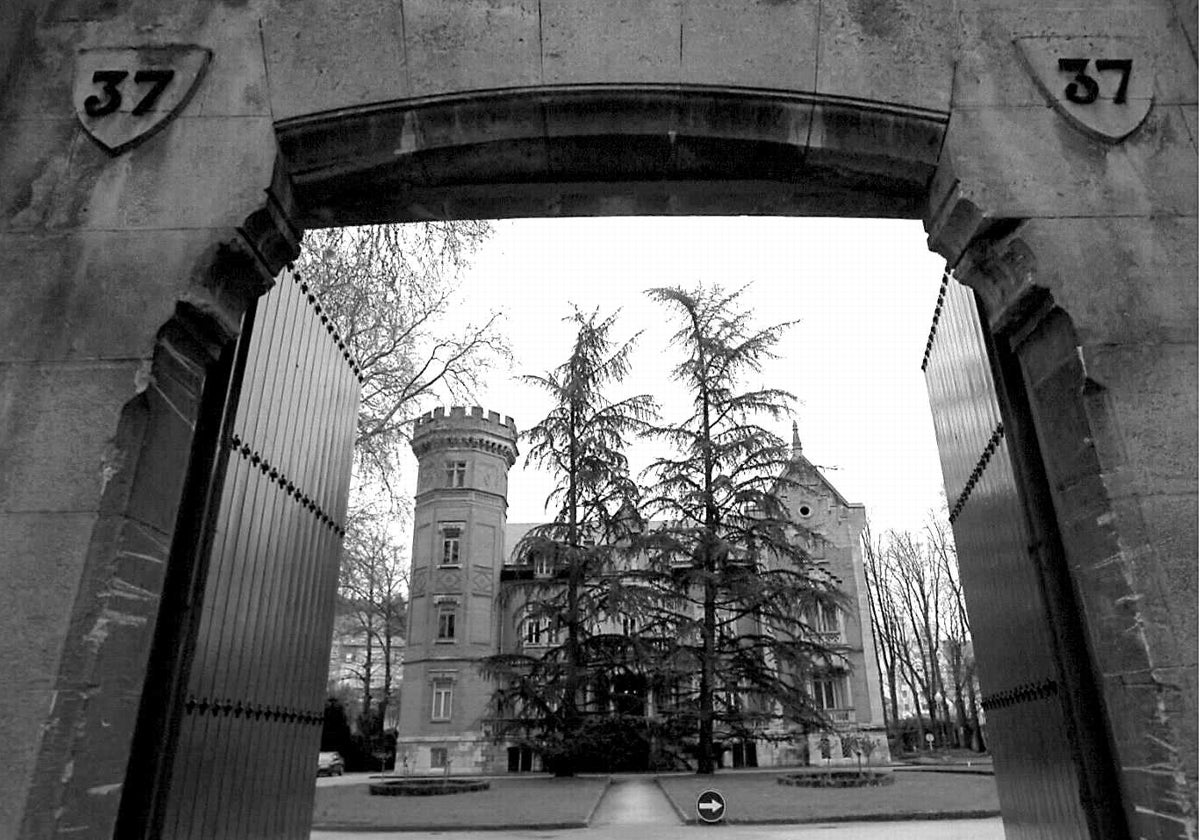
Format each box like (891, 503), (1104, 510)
(1056, 58), (1133, 106)
(84, 69), (175, 118)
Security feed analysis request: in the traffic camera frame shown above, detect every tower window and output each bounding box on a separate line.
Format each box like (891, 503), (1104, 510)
(445, 461), (467, 487)
(436, 604), (457, 641)
(431, 681), (453, 721)
(439, 524), (462, 566)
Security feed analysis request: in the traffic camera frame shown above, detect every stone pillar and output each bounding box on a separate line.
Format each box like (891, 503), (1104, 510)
(926, 5), (1197, 830)
(0, 6), (291, 837)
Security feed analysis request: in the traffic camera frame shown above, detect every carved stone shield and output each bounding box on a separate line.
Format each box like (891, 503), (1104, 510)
(75, 45), (211, 154)
(1015, 36), (1153, 143)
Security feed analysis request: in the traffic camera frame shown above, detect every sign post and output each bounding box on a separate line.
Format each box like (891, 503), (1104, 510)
(696, 789), (726, 824)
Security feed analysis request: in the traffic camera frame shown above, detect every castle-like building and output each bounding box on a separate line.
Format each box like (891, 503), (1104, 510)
(395, 407), (887, 774)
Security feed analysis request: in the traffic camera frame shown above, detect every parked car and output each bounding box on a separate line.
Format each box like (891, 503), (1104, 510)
(317, 751), (345, 776)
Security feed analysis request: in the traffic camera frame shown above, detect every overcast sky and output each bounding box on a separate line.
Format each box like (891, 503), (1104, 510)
(402, 216), (950, 538)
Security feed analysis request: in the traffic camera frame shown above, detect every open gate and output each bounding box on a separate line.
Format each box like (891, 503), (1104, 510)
(118, 267), (360, 839)
(924, 273), (1125, 840)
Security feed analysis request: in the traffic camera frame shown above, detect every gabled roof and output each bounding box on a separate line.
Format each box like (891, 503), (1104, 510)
(781, 422), (861, 510)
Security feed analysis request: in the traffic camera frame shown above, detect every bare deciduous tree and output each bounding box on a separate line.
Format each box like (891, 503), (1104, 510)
(863, 513), (984, 753)
(298, 222), (509, 508)
(337, 504), (408, 731)
(928, 517), (985, 751)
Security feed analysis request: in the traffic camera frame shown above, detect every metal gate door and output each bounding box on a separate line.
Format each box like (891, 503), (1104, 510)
(923, 272), (1116, 840)
(156, 268), (360, 839)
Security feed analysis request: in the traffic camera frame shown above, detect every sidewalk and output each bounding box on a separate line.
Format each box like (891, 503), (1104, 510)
(591, 777), (681, 826)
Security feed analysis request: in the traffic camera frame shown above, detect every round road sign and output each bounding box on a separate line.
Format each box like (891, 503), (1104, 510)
(696, 789), (726, 824)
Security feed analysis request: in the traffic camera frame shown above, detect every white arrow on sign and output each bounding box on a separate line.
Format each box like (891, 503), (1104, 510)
(696, 790), (726, 823)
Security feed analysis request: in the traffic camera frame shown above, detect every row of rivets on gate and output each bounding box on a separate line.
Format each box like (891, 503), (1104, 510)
(183, 694), (323, 725)
(285, 264), (366, 385)
(921, 271), (953, 373)
(980, 678), (1058, 711)
(229, 433), (346, 537)
(948, 422), (1005, 525)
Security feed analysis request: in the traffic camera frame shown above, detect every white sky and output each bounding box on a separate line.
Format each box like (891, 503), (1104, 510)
(401, 216), (950, 538)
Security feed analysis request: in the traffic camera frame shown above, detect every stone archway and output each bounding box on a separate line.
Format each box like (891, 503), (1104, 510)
(1, 2), (1194, 839)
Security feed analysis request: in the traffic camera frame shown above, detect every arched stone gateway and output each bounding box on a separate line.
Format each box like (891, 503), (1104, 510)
(0, 2), (1194, 839)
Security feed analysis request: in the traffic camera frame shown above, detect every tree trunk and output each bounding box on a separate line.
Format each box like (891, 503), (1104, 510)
(558, 409), (581, 777)
(361, 613), (374, 724)
(698, 572), (717, 774)
(696, 328), (717, 776)
(966, 668), (985, 752)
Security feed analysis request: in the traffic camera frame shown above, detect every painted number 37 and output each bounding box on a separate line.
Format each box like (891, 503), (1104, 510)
(1057, 58), (1133, 105)
(84, 69), (175, 117)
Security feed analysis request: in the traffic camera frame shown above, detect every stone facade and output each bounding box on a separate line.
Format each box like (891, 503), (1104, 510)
(395, 407), (519, 776)
(772, 433), (889, 767)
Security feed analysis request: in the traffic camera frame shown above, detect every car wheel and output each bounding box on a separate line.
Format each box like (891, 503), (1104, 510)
(335, 766), (343, 776)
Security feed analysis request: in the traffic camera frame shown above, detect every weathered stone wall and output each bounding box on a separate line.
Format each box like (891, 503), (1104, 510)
(261, 0), (953, 121)
(925, 5), (1196, 834)
(1, 4), (288, 836)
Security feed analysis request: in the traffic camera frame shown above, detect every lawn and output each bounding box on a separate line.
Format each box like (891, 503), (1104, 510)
(312, 776), (610, 831)
(656, 769), (1000, 824)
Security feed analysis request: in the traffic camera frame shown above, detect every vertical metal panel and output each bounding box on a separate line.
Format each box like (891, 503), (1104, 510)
(923, 274), (1001, 505)
(924, 273), (1090, 839)
(161, 268), (359, 839)
(955, 443), (1090, 840)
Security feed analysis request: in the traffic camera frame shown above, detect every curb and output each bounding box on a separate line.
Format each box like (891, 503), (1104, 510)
(583, 776), (614, 826)
(654, 776), (692, 824)
(715, 810), (1003, 826)
(312, 821), (589, 833)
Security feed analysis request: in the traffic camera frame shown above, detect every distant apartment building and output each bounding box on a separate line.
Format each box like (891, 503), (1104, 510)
(328, 611), (406, 730)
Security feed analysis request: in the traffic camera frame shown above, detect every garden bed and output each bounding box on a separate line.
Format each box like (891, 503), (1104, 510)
(369, 777), (490, 796)
(778, 770), (894, 788)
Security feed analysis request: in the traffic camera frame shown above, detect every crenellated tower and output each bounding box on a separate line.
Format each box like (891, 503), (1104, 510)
(396, 407), (518, 774)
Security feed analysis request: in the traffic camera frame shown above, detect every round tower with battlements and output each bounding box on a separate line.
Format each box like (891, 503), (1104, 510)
(396, 406), (518, 775)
